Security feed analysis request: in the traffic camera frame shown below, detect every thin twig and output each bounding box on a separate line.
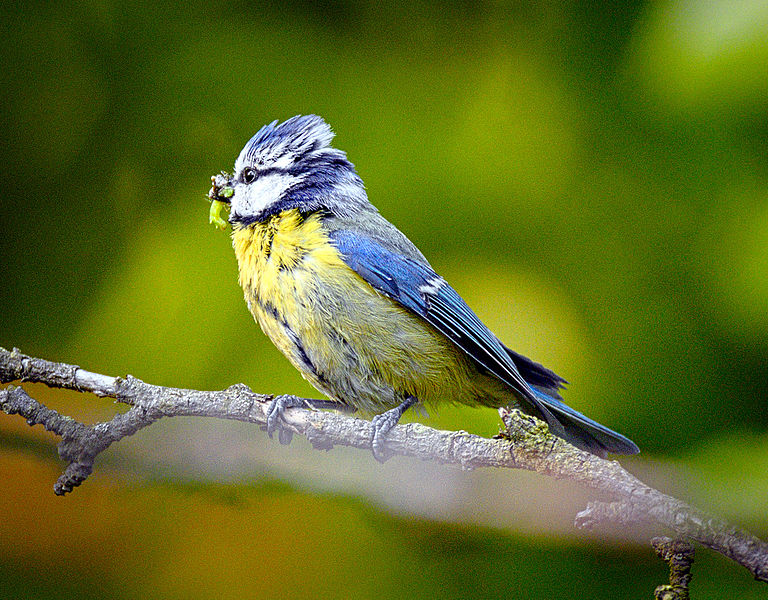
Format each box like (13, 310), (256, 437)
(1, 346), (766, 585)
(652, 537), (695, 600)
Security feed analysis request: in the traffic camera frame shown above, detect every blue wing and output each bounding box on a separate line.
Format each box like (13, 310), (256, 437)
(330, 230), (558, 423)
(330, 229), (640, 456)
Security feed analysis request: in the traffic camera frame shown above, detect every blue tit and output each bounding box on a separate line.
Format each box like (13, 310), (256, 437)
(208, 115), (639, 460)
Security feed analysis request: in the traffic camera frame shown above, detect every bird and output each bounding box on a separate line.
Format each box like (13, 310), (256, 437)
(207, 115), (639, 461)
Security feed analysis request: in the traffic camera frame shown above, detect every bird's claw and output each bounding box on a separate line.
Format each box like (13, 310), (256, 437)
(265, 394), (305, 445)
(370, 409), (400, 462)
(370, 396), (418, 463)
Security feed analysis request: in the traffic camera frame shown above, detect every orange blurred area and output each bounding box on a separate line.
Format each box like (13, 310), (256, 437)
(0, 452), (124, 566)
(0, 449), (408, 598)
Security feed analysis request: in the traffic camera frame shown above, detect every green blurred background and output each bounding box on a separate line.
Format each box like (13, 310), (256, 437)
(2, 1), (767, 598)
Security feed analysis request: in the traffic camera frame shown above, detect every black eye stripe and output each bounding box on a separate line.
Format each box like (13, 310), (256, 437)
(240, 166), (299, 182)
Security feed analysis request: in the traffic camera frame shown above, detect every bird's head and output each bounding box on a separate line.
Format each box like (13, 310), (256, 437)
(208, 115), (368, 229)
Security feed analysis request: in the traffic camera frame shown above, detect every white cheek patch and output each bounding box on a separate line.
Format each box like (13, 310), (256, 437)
(231, 172), (306, 217)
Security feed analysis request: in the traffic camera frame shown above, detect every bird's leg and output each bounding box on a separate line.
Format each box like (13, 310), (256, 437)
(370, 395), (418, 462)
(265, 395), (354, 445)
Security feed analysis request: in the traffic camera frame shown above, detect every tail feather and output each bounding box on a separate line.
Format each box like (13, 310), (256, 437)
(531, 389), (639, 457)
(503, 344), (638, 456)
(504, 344), (567, 399)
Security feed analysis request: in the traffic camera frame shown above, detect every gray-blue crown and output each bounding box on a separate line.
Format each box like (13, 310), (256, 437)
(241, 115), (336, 167)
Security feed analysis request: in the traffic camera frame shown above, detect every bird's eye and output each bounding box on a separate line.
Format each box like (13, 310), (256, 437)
(242, 168), (257, 184)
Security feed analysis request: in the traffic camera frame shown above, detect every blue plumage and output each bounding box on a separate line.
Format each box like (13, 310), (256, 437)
(330, 231), (538, 401)
(241, 115), (335, 165)
(331, 230), (639, 456)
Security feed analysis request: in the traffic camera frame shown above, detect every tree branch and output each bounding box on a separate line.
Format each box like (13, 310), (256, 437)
(1, 346), (766, 586)
(652, 537), (695, 600)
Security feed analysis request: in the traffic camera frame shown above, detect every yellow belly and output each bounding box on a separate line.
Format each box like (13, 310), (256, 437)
(232, 209), (507, 412)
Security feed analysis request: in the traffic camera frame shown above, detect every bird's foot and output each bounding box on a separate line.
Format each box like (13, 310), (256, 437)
(265, 396), (354, 445)
(370, 396), (417, 463)
(265, 394), (307, 445)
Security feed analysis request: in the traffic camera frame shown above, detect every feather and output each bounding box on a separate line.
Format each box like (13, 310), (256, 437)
(330, 229), (639, 456)
(330, 230), (555, 419)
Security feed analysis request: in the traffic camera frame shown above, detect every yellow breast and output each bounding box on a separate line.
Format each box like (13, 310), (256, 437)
(230, 209), (507, 412)
(232, 209), (347, 316)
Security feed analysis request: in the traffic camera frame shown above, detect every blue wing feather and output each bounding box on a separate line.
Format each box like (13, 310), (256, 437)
(330, 229), (640, 457)
(330, 230), (557, 422)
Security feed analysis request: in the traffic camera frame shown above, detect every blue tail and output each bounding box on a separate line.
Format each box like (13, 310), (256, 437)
(531, 388), (639, 457)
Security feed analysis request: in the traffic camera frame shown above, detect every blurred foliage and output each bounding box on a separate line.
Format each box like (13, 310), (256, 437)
(1, 0), (767, 597)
